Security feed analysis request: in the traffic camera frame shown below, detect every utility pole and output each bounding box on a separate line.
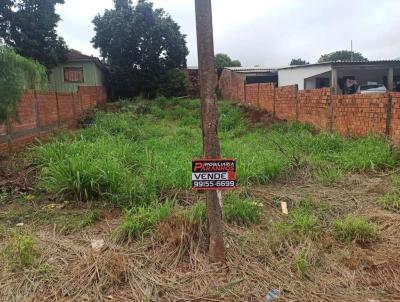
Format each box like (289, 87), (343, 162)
(194, 0), (225, 263)
(351, 40), (354, 62)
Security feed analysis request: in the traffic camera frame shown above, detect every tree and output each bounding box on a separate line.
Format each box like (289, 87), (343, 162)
(0, 0), (68, 70)
(318, 50), (368, 63)
(214, 53), (241, 69)
(92, 0), (189, 98)
(0, 46), (47, 123)
(290, 58), (309, 66)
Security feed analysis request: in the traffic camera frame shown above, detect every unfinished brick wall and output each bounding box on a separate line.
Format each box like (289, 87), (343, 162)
(298, 88), (331, 130)
(219, 69), (245, 101)
(259, 83), (275, 113)
(221, 75), (400, 145)
(245, 84), (259, 107)
(389, 92), (400, 145)
(332, 94), (388, 136)
(0, 86), (107, 154)
(274, 85), (297, 121)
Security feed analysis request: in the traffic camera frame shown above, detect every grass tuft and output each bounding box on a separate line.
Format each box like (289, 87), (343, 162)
(2, 232), (38, 269)
(186, 202), (206, 224)
(275, 199), (328, 239)
(331, 215), (378, 243)
(114, 201), (174, 242)
(295, 249), (310, 277)
(223, 194), (263, 225)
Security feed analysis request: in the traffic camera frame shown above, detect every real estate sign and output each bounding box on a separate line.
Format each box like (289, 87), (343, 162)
(192, 159), (237, 190)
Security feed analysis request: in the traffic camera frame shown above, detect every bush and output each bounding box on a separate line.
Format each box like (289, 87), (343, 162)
(332, 216), (378, 243)
(158, 69), (188, 97)
(2, 232), (38, 269)
(223, 194), (262, 225)
(114, 201), (174, 241)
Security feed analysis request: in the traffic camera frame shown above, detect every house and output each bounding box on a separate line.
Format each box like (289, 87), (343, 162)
(48, 49), (108, 93)
(221, 67), (278, 85)
(278, 60), (400, 93)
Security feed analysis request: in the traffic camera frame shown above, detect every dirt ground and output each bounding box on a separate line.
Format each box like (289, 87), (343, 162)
(1, 153), (400, 302)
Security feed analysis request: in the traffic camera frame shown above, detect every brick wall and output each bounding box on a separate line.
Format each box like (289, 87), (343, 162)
(0, 86), (107, 154)
(298, 88), (331, 130)
(222, 75), (400, 145)
(275, 85), (297, 121)
(332, 94), (388, 136)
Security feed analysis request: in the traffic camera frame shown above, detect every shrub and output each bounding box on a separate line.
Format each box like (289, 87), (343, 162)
(114, 201), (174, 241)
(224, 194), (262, 225)
(379, 192), (400, 213)
(2, 232), (38, 269)
(158, 69), (188, 97)
(332, 216), (378, 243)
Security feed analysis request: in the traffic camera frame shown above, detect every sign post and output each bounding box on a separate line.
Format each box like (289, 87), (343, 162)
(195, 0), (226, 262)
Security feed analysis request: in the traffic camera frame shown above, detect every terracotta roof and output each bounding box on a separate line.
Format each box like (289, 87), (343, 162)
(67, 49), (97, 61)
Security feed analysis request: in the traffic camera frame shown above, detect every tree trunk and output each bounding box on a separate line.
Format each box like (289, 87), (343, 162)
(195, 0), (225, 263)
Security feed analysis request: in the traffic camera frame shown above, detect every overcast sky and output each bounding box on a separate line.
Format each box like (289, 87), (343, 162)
(56, 0), (400, 67)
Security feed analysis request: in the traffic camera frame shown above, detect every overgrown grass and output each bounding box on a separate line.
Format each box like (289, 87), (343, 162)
(2, 232), (38, 269)
(224, 194), (263, 225)
(331, 216), (378, 243)
(295, 249), (310, 277)
(32, 98), (397, 207)
(379, 174), (400, 212)
(114, 201), (174, 241)
(187, 202), (206, 224)
(275, 199), (329, 239)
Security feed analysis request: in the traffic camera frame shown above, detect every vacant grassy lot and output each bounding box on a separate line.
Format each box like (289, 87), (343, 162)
(1, 98), (400, 301)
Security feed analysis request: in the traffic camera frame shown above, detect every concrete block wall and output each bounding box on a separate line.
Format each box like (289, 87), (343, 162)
(0, 86), (107, 155)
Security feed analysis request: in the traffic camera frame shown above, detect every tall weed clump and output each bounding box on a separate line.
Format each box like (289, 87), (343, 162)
(32, 98), (397, 207)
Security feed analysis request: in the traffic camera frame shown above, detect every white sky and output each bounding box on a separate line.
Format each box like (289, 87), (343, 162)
(56, 0), (400, 67)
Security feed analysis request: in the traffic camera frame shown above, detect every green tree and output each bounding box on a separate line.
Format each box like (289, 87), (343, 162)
(92, 0), (188, 98)
(0, 46), (47, 122)
(318, 50), (368, 63)
(290, 58), (309, 66)
(0, 0), (68, 70)
(214, 53), (241, 69)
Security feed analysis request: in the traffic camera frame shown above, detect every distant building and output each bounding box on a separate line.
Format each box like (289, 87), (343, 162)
(278, 60), (400, 92)
(48, 49), (108, 93)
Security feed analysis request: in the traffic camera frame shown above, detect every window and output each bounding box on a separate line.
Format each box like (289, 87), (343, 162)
(64, 67), (84, 83)
(316, 77), (330, 88)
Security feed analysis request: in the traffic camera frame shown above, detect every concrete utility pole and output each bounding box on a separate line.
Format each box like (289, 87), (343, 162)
(195, 0), (225, 263)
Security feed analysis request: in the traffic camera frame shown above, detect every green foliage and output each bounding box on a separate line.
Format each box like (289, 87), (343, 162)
(332, 216), (378, 243)
(32, 99), (397, 207)
(114, 201), (173, 241)
(158, 69), (188, 97)
(313, 163), (344, 184)
(223, 194), (262, 225)
(295, 249), (310, 277)
(0, 46), (47, 122)
(187, 202), (206, 224)
(2, 232), (38, 269)
(214, 53), (242, 70)
(0, 0), (68, 69)
(379, 175), (400, 213)
(290, 58), (309, 66)
(276, 199), (327, 239)
(379, 192), (400, 213)
(318, 50), (368, 63)
(92, 0), (188, 98)
(79, 210), (100, 228)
